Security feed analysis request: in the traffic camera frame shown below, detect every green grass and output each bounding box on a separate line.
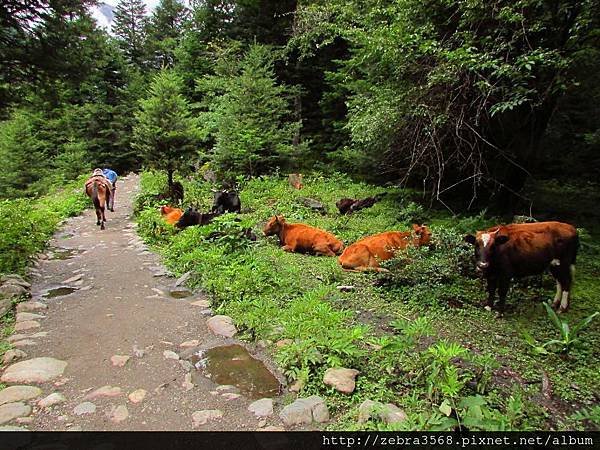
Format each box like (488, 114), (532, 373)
(0, 175), (89, 362)
(0, 175), (89, 275)
(135, 171), (600, 431)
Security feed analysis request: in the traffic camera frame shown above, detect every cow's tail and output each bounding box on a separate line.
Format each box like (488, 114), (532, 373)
(92, 181), (101, 209)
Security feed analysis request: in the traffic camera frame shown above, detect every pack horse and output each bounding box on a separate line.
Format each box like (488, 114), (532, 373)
(85, 169), (113, 230)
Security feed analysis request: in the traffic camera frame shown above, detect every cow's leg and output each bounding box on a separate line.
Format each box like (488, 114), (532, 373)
(314, 245), (336, 257)
(557, 265), (573, 313)
(281, 245), (294, 252)
(496, 277), (510, 316)
(484, 277), (497, 311)
(549, 265), (563, 309)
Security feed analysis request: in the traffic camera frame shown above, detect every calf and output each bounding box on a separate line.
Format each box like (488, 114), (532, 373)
(176, 207), (218, 229)
(336, 193), (385, 215)
(338, 224), (432, 272)
(212, 191), (241, 214)
(464, 221), (578, 314)
(263, 215), (344, 256)
(160, 205), (183, 226)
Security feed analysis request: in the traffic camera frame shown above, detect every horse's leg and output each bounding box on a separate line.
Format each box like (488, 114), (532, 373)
(100, 205), (106, 230)
(95, 207), (101, 226)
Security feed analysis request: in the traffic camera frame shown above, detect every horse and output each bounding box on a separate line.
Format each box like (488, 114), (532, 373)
(85, 170), (112, 230)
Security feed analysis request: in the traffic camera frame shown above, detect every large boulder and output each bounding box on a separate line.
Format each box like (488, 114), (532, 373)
(1, 357), (67, 384)
(207, 315), (237, 338)
(0, 283), (28, 300)
(323, 367), (360, 394)
(279, 396), (329, 426)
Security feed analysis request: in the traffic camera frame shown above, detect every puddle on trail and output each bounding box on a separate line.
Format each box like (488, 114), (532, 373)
(47, 248), (83, 260)
(191, 345), (281, 399)
(169, 290), (191, 299)
(43, 286), (78, 298)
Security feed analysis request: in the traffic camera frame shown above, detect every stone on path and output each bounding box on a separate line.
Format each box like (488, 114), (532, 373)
(1, 357), (67, 384)
(85, 386), (122, 400)
(0, 386), (42, 406)
(38, 393), (67, 408)
(174, 271), (192, 287)
(215, 385), (239, 393)
(0, 299), (12, 318)
(248, 398), (274, 417)
(221, 392), (241, 401)
(16, 302), (47, 312)
(73, 402), (96, 415)
(207, 315), (237, 338)
(62, 274), (83, 284)
(3, 349), (27, 365)
(12, 340), (37, 348)
(108, 405), (129, 423)
(0, 425), (29, 431)
(357, 399), (407, 425)
(190, 299), (210, 308)
(15, 312), (45, 322)
(14, 320), (40, 332)
(128, 389), (147, 404)
(279, 396), (329, 426)
(163, 350), (179, 360)
(0, 402), (32, 425)
(110, 355), (130, 367)
(0, 283), (28, 299)
(192, 409), (223, 427)
(261, 426), (286, 432)
(179, 340), (199, 348)
(323, 367), (360, 394)
(132, 345), (145, 358)
(182, 373), (194, 391)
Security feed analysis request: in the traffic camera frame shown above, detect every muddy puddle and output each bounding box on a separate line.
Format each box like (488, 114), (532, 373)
(47, 248), (83, 260)
(191, 345), (281, 399)
(43, 286), (78, 298)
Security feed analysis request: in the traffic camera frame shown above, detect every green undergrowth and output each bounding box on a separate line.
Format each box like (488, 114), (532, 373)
(0, 175), (89, 275)
(135, 171), (600, 431)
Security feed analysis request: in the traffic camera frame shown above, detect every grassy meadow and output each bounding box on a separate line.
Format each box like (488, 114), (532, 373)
(135, 171), (600, 431)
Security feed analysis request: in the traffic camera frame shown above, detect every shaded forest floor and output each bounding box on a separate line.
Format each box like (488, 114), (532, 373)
(134, 172), (600, 431)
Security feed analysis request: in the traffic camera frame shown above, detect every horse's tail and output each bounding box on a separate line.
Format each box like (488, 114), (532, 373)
(92, 181), (101, 210)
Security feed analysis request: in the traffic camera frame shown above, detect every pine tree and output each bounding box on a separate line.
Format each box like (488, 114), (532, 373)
(147, 0), (189, 68)
(112, 0), (148, 67)
(133, 69), (199, 187)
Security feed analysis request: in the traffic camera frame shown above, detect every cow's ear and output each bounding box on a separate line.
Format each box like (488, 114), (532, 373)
(464, 234), (477, 245)
(496, 235), (509, 245)
(412, 224), (420, 232)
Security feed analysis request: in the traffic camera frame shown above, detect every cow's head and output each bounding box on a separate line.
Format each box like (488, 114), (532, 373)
(263, 215), (285, 236)
(464, 228), (509, 272)
(412, 224), (432, 246)
(336, 198), (355, 214)
(160, 205), (173, 216)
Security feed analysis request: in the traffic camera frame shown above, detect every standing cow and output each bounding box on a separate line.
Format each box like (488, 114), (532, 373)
(464, 221), (578, 315)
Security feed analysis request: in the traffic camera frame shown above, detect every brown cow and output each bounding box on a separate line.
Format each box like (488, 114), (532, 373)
(160, 205), (183, 226)
(464, 221), (579, 314)
(338, 224), (432, 272)
(263, 215), (344, 256)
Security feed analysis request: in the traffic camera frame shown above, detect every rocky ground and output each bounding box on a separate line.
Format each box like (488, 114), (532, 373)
(0, 173), (335, 431)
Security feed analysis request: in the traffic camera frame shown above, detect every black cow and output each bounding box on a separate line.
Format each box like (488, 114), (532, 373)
(212, 191), (241, 214)
(336, 193), (386, 215)
(176, 207), (218, 229)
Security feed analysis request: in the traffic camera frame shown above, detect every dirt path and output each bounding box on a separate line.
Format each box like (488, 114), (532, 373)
(1, 174), (287, 431)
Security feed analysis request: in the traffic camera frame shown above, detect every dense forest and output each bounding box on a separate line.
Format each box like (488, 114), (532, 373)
(1, 0), (599, 207)
(1, 0), (600, 433)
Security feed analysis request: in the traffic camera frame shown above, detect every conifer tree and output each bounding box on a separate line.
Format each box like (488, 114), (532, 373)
(112, 0), (148, 67)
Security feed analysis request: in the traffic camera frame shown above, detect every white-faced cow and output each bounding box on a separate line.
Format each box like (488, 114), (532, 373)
(464, 221), (578, 315)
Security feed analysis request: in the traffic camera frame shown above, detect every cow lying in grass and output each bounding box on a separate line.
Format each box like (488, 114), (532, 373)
(263, 215), (344, 256)
(464, 221), (579, 314)
(336, 193), (386, 215)
(338, 224), (432, 272)
(160, 206), (183, 226)
(176, 207), (218, 229)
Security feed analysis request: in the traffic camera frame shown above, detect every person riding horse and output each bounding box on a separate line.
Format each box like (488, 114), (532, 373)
(102, 168), (118, 211)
